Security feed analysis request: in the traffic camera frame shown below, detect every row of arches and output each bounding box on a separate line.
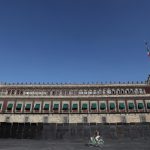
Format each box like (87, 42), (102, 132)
(0, 87), (146, 96)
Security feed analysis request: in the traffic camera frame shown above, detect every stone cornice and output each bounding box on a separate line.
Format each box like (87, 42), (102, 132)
(0, 94), (150, 99)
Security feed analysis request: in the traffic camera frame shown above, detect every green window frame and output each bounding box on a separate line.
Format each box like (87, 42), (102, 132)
(0, 103), (2, 109)
(91, 103), (97, 110)
(82, 103), (87, 110)
(44, 104), (49, 110)
(25, 104), (31, 110)
(63, 104), (68, 110)
(100, 103), (106, 110)
(147, 103), (150, 109)
(128, 103), (134, 109)
(72, 104), (78, 110)
(16, 104), (22, 110)
(34, 104), (40, 110)
(53, 104), (59, 110)
(7, 103), (13, 110)
(110, 103), (115, 110)
(119, 103), (125, 110)
(138, 103), (143, 109)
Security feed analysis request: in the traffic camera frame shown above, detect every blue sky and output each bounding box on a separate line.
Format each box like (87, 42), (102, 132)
(0, 0), (150, 83)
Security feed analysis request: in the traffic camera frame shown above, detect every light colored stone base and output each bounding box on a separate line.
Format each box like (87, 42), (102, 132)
(0, 113), (150, 123)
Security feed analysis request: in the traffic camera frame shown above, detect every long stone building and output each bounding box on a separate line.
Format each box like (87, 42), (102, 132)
(0, 75), (150, 124)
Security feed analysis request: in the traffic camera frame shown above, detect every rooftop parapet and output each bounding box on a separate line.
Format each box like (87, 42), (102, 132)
(0, 81), (147, 86)
(0, 75), (150, 87)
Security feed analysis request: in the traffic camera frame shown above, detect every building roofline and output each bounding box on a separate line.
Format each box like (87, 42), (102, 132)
(0, 82), (148, 88)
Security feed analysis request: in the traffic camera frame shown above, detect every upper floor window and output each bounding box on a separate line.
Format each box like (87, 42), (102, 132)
(107, 89), (111, 95)
(88, 90), (93, 95)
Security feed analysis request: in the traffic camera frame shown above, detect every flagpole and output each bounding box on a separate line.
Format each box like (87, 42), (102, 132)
(145, 41), (150, 57)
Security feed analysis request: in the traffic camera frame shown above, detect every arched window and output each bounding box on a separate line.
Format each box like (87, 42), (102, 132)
(98, 89), (102, 95)
(116, 89), (120, 95)
(74, 90), (78, 95)
(129, 89), (133, 94)
(62, 90), (66, 96)
(7, 90), (11, 95)
(93, 89), (97, 95)
(56, 90), (60, 96)
(69, 90), (74, 95)
(84, 89), (88, 95)
(102, 89), (106, 95)
(125, 89), (129, 94)
(111, 89), (115, 94)
(121, 89), (124, 94)
(78, 90), (83, 95)
(66, 90), (69, 95)
(11, 89), (15, 95)
(20, 90), (23, 95)
(47, 91), (51, 96)
(143, 89), (146, 94)
(107, 88), (111, 95)
(88, 89), (93, 95)
(134, 88), (139, 94)
(51, 91), (55, 96)
(16, 90), (20, 95)
(139, 88), (143, 94)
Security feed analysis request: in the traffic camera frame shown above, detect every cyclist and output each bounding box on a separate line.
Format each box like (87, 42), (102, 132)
(95, 130), (100, 142)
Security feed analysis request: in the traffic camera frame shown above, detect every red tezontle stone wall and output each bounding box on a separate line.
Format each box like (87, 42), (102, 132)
(145, 87), (150, 94)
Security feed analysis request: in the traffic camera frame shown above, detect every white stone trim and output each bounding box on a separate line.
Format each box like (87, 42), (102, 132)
(1, 94), (150, 98)
(0, 113), (150, 123)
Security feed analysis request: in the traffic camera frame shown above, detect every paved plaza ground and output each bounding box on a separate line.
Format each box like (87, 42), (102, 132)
(0, 138), (150, 150)
(0, 123), (150, 150)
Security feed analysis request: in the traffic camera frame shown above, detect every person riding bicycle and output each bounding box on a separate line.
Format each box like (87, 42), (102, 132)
(89, 130), (104, 147)
(94, 130), (100, 142)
